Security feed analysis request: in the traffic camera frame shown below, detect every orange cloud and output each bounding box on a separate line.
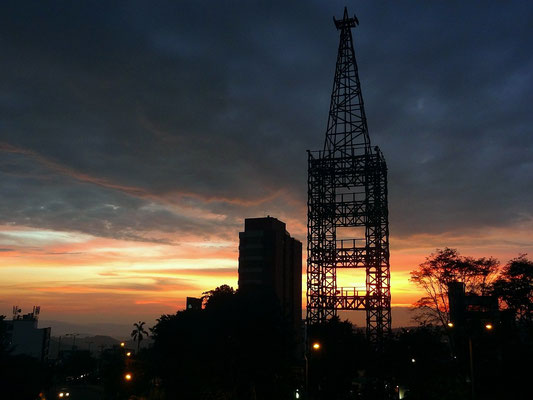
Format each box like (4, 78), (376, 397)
(1, 200), (532, 326)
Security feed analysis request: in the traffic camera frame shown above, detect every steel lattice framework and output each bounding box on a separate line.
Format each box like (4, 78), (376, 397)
(306, 8), (391, 344)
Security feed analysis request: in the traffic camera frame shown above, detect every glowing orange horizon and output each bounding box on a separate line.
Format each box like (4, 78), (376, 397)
(1, 223), (532, 326)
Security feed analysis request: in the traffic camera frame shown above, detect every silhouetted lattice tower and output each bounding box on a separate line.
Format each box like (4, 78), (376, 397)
(306, 8), (391, 344)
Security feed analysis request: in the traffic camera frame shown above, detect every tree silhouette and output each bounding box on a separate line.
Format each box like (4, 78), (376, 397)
(150, 285), (295, 399)
(201, 284), (235, 310)
(131, 321), (148, 353)
(492, 254), (533, 324)
(307, 317), (365, 399)
(410, 248), (499, 327)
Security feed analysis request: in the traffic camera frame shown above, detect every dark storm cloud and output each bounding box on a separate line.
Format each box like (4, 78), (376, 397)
(0, 0), (532, 242)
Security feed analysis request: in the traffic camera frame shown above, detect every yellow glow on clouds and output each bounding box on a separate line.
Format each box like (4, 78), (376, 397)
(0, 225), (238, 321)
(1, 220), (532, 324)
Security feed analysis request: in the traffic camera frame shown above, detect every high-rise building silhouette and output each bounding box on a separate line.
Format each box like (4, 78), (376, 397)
(306, 7), (391, 345)
(238, 217), (302, 330)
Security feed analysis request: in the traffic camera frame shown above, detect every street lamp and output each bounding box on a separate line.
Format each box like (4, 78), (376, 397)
(467, 321), (493, 400)
(126, 351), (132, 357)
(447, 322), (454, 328)
(124, 373), (132, 381)
(120, 342), (126, 348)
(306, 339), (322, 398)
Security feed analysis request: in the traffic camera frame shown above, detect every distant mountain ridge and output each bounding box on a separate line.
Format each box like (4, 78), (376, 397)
(49, 334), (121, 357)
(39, 320), (133, 339)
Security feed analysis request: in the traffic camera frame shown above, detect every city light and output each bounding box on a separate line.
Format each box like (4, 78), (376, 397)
(312, 342), (321, 350)
(485, 323), (493, 330)
(411, 358), (416, 363)
(126, 351), (132, 357)
(447, 322), (454, 328)
(125, 373), (132, 381)
(120, 342), (125, 347)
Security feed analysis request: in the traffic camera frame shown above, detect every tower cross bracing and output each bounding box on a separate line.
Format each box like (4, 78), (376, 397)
(306, 7), (391, 344)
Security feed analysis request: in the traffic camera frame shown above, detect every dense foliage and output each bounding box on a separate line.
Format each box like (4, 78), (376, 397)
(150, 286), (297, 399)
(411, 248), (503, 327)
(492, 255), (533, 324)
(1, 258), (531, 400)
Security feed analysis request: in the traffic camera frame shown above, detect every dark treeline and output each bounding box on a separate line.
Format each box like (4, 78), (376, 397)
(402, 250), (533, 400)
(0, 250), (531, 399)
(2, 310), (531, 399)
(147, 285), (298, 399)
(131, 252), (532, 400)
(307, 317), (532, 400)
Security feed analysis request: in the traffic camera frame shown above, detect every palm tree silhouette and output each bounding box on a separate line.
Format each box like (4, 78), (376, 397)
(131, 321), (148, 353)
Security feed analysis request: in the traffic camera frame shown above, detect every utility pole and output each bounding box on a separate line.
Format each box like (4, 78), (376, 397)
(66, 333), (79, 351)
(57, 335), (62, 359)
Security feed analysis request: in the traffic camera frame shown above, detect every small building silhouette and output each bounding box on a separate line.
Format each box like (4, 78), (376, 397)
(186, 296), (203, 311)
(448, 281), (499, 328)
(5, 306), (50, 361)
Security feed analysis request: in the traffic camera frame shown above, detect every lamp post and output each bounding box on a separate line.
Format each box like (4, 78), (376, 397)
(468, 336), (475, 400)
(447, 320), (475, 400)
(451, 321), (493, 400)
(304, 349), (308, 398)
(57, 335), (62, 359)
(305, 340), (321, 399)
(65, 333), (79, 351)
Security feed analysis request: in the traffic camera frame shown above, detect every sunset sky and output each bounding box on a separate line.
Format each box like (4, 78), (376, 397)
(1, 1), (532, 330)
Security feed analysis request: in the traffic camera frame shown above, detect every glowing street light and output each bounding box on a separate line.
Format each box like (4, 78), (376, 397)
(312, 342), (321, 350)
(120, 342), (125, 348)
(126, 351), (132, 357)
(485, 323), (493, 330)
(411, 358), (416, 363)
(124, 373), (132, 381)
(447, 322), (454, 328)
